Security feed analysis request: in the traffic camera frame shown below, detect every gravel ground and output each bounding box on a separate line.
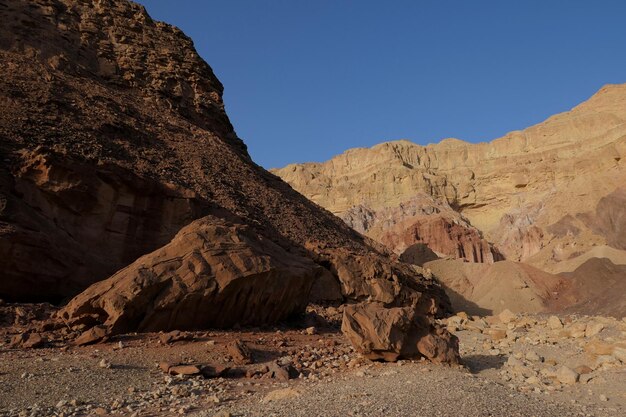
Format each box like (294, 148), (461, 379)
(1, 307), (625, 417)
(199, 362), (589, 417)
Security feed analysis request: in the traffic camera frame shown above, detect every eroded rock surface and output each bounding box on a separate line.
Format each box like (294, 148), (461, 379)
(59, 216), (321, 333)
(0, 0), (458, 362)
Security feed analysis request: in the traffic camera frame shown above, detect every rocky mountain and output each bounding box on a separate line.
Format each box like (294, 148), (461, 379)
(273, 85), (626, 270)
(0, 0), (458, 362)
(273, 84), (626, 317)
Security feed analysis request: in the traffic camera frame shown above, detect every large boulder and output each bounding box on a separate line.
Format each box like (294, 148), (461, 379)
(59, 216), (320, 333)
(342, 302), (459, 363)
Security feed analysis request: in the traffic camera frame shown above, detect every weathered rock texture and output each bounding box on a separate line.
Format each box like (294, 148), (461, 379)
(273, 85), (626, 272)
(60, 216), (321, 332)
(342, 302), (459, 363)
(0, 0), (458, 362)
(341, 194), (501, 263)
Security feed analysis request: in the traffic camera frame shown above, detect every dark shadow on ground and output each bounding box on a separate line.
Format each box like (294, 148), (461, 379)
(441, 285), (493, 316)
(462, 354), (507, 373)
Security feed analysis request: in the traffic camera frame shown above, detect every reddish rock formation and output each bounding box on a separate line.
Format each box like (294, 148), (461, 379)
(0, 0), (458, 362)
(384, 214), (503, 263)
(0, 150), (207, 301)
(341, 196), (501, 263)
(555, 258), (626, 318)
(342, 302), (459, 363)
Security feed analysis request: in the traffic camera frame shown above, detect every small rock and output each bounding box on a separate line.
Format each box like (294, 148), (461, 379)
(227, 340), (253, 365)
(168, 365), (201, 376)
(159, 362), (171, 373)
(10, 333), (45, 349)
(267, 361), (297, 381)
(599, 394), (608, 402)
(506, 356), (524, 368)
(201, 364), (230, 379)
(556, 366), (579, 384)
(262, 388), (300, 403)
(485, 328), (507, 341)
(74, 325), (108, 346)
(525, 351), (543, 362)
(305, 326), (317, 335)
(547, 316), (563, 330)
(575, 365), (593, 375)
(612, 345), (626, 363)
(579, 373), (595, 384)
(526, 376), (540, 384)
(98, 359), (111, 369)
(585, 322), (605, 338)
(499, 309), (517, 324)
(159, 330), (190, 345)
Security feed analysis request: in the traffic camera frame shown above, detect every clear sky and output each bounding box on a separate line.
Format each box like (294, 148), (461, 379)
(136, 0), (626, 169)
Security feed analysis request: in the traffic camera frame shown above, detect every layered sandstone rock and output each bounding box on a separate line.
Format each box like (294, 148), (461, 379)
(273, 85), (626, 270)
(0, 0), (458, 362)
(59, 216), (321, 332)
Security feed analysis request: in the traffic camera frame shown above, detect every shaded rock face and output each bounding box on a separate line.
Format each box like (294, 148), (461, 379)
(423, 259), (567, 316)
(556, 258), (626, 318)
(59, 216), (320, 333)
(590, 188), (626, 250)
(399, 243), (439, 266)
(0, 150), (206, 301)
(0, 0), (459, 362)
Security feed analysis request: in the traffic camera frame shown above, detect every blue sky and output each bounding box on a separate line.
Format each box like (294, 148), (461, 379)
(137, 1), (626, 169)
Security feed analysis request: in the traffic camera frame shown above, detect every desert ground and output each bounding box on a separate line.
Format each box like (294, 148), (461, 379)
(2, 303), (625, 417)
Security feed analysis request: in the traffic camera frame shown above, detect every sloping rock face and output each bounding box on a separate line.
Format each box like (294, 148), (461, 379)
(0, 0), (458, 361)
(0, 150), (207, 301)
(273, 85), (626, 271)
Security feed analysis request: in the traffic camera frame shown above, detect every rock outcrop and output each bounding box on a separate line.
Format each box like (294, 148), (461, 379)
(60, 216), (321, 332)
(0, 0), (458, 362)
(342, 302), (459, 363)
(273, 85), (626, 271)
(341, 195), (501, 263)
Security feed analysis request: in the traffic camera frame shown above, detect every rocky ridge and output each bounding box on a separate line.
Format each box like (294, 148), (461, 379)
(0, 0), (458, 363)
